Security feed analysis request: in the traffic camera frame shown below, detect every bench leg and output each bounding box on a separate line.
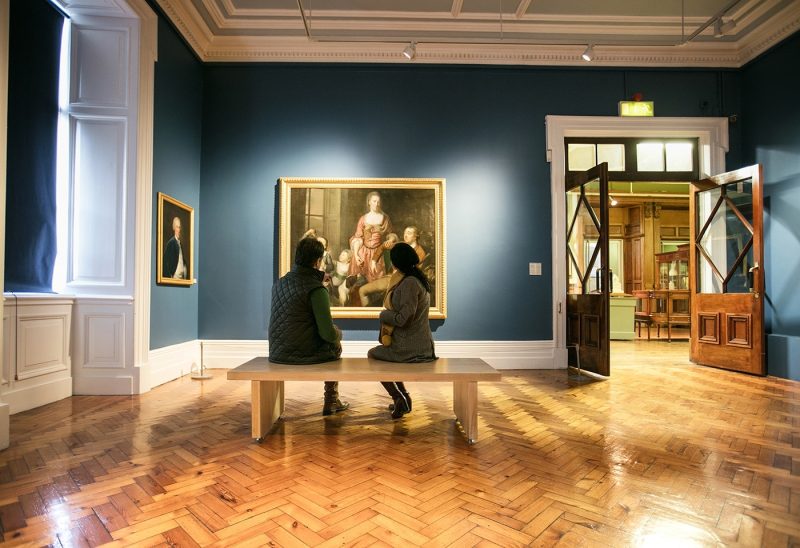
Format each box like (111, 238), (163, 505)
(453, 381), (478, 444)
(251, 380), (284, 441)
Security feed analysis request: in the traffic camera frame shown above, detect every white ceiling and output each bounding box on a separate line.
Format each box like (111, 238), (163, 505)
(153, 0), (800, 66)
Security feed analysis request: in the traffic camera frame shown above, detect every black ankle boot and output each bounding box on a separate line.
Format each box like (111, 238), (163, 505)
(387, 392), (412, 412)
(322, 381), (350, 416)
(382, 382), (410, 419)
(390, 393), (410, 419)
(393, 382), (411, 412)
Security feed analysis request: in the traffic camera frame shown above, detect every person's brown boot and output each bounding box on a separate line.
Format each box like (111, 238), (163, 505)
(322, 381), (350, 416)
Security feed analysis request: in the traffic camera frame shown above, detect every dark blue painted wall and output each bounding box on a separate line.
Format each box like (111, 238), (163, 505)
(741, 31), (800, 380)
(149, 16), (202, 349)
(198, 64), (741, 342)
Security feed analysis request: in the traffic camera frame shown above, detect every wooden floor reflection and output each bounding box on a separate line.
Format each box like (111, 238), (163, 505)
(0, 345), (797, 546)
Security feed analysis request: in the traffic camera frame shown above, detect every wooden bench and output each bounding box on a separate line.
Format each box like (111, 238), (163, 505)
(227, 356), (502, 444)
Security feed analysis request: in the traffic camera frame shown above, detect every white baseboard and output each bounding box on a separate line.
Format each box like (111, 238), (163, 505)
(197, 339), (561, 370)
(145, 339), (562, 387)
(73, 375), (135, 395)
(340, 340), (559, 369)
(148, 340), (200, 388)
(201, 340), (268, 368)
(4, 377), (73, 414)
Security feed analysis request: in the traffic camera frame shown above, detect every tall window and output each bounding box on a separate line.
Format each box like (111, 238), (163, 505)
(53, 18), (71, 293)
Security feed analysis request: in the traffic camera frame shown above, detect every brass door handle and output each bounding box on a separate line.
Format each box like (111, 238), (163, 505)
(749, 262), (760, 298)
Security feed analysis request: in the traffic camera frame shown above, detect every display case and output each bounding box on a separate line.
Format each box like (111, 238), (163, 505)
(656, 244), (689, 290)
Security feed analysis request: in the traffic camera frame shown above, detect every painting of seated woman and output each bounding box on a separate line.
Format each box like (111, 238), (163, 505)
(278, 178), (446, 319)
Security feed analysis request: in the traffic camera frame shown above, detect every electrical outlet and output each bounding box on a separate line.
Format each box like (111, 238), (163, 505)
(529, 262), (542, 276)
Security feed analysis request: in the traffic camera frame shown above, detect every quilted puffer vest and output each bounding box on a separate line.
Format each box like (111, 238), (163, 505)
(268, 265), (339, 364)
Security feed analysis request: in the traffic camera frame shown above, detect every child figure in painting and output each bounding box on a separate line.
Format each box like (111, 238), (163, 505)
(331, 249), (353, 305)
(317, 236), (335, 277)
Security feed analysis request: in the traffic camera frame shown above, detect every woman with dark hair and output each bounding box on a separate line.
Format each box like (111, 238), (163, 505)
(368, 242), (436, 419)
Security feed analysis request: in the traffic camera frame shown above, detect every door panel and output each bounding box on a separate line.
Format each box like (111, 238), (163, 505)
(690, 165), (764, 375)
(566, 163), (609, 376)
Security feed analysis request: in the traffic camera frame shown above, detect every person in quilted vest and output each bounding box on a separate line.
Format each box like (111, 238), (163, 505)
(269, 237), (348, 416)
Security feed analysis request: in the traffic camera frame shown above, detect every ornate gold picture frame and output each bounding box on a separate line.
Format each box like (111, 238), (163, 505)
(278, 178), (446, 319)
(157, 192), (194, 286)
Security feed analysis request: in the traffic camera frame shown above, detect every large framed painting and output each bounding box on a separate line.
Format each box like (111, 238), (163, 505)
(157, 192), (194, 286)
(278, 178), (447, 319)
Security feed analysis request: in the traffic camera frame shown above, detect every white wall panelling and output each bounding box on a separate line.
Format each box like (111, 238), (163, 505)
(2, 295), (13, 388)
(71, 296), (135, 394)
(72, 25), (129, 107)
(70, 116), (127, 285)
(65, 14), (139, 298)
(58, 0), (156, 396)
(1, 294), (74, 414)
(53, 0), (129, 18)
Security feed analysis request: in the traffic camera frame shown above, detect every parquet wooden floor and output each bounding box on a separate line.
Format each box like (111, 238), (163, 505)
(0, 341), (798, 546)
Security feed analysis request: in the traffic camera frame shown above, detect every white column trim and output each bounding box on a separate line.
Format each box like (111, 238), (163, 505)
(126, 0), (157, 393)
(545, 115), (728, 367)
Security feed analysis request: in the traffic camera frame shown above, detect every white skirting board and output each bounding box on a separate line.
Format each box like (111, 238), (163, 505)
(2, 376), (73, 415)
(148, 340), (201, 388)
(147, 339), (561, 390)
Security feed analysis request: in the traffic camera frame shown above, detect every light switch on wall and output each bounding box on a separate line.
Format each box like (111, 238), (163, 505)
(529, 262), (542, 276)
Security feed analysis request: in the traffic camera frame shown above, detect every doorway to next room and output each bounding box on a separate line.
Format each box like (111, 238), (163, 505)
(565, 136), (695, 373)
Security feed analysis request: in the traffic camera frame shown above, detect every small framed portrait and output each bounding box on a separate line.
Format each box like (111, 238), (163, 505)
(157, 192), (194, 286)
(278, 178), (447, 319)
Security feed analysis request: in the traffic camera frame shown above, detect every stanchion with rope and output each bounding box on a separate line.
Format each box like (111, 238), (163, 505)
(191, 341), (212, 380)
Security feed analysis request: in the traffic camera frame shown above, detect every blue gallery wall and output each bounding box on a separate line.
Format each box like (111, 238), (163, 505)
(741, 31), (800, 380)
(149, 16), (203, 349)
(198, 64), (741, 342)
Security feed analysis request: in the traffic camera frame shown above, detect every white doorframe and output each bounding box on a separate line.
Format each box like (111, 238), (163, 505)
(545, 116), (729, 367)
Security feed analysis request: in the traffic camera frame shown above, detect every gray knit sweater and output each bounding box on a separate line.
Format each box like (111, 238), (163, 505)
(369, 276), (436, 363)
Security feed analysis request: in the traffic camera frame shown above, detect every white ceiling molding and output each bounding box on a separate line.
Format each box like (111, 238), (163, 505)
(154, 0), (800, 67)
(737, 0), (800, 64)
(451, 0), (463, 19)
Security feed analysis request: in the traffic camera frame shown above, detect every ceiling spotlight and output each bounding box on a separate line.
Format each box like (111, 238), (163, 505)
(581, 44), (594, 62)
(714, 18), (736, 38)
(402, 42), (416, 60)
(609, 195), (619, 207)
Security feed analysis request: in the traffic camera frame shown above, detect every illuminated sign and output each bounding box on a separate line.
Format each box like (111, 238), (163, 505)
(619, 101), (654, 117)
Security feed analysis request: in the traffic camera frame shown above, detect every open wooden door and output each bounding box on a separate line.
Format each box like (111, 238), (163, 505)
(566, 163), (610, 376)
(690, 165), (765, 375)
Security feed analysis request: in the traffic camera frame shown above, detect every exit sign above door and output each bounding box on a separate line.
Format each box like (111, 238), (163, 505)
(619, 101), (654, 116)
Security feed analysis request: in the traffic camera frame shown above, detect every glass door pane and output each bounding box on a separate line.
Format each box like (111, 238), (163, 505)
(696, 177), (755, 294)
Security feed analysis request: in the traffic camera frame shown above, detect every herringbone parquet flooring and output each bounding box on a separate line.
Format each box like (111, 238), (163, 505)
(0, 341), (798, 546)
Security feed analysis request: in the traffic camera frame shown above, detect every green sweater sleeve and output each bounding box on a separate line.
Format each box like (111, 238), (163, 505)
(310, 287), (340, 343)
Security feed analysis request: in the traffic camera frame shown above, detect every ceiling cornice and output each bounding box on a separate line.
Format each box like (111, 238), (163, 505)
(736, 0), (800, 64)
(155, 0), (800, 68)
(200, 40), (744, 68)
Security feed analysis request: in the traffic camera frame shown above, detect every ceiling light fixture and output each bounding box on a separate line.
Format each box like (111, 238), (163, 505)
(581, 44), (594, 62)
(713, 17), (736, 37)
(402, 42), (417, 60)
(609, 195), (619, 207)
